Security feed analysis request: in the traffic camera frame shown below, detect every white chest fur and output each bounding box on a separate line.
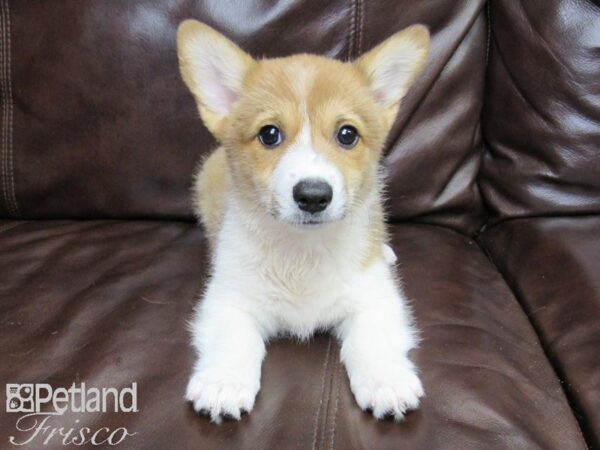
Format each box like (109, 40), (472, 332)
(209, 199), (374, 337)
(187, 196), (422, 424)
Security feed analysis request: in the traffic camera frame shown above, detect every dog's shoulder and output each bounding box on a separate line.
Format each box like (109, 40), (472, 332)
(193, 146), (230, 247)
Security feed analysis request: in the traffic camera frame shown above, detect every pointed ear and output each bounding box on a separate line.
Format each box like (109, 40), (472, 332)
(177, 20), (254, 135)
(356, 25), (430, 123)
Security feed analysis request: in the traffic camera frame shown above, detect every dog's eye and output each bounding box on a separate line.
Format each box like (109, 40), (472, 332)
(336, 125), (359, 149)
(258, 125), (283, 148)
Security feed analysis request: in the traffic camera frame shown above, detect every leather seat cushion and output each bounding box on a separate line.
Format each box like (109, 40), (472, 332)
(481, 217), (600, 448)
(0, 220), (586, 448)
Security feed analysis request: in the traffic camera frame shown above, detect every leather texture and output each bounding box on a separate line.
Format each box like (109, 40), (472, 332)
(0, 221), (586, 449)
(6, 0), (484, 234)
(480, 0), (600, 224)
(478, 1), (600, 444)
(1, 0), (599, 447)
(481, 217), (600, 448)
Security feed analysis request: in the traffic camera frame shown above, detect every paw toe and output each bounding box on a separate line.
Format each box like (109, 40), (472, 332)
(349, 362), (425, 422)
(185, 371), (258, 423)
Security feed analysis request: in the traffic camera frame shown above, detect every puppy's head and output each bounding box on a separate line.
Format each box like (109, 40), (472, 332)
(178, 21), (429, 228)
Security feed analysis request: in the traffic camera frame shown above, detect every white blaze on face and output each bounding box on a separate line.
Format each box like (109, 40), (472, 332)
(271, 121), (346, 224)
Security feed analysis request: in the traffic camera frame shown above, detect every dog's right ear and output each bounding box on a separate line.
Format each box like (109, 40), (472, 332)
(177, 20), (254, 136)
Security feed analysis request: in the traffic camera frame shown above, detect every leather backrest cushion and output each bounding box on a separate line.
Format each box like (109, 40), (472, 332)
(480, 0), (600, 224)
(5, 1), (486, 233)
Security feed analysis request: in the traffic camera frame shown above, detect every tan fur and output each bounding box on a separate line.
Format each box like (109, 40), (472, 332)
(178, 21), (430, 265)
(362, 201), (388, 269)
(192, 147), (229, 248)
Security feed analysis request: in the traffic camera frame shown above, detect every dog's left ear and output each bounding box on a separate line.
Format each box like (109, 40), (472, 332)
(356, 25), (430, 124)
(177, 20), (254, 136)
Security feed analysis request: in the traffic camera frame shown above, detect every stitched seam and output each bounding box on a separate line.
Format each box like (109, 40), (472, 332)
(485, 0), (491, 67)
(0, 0), (9, 216)
(5, 0), (17, 217)
(0, 0), (16, 217)
(317, 341), (334, 450)
(4, 0), (19, 217)
(346, 0), (357, 61)
(328, 349), (342, 450)
(1, 0), (10, 216)
(312, 338), (332, 450)
(356, 0), (363, 56)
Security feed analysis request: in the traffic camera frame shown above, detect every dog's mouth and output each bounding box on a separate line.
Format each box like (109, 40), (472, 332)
(269, 197), (346, 229)
(270, 210), (331, 229)
(287, 212), (346, 229)
(285, 214), (328, 228)
(297, 218), (325, 228)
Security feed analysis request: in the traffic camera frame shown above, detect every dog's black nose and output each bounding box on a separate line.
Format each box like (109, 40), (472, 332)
(293, 179), (333, 214)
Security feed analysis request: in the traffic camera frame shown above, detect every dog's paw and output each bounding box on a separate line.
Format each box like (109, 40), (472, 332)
(348, 359), (424, 421)
(185, 369), (260, 423)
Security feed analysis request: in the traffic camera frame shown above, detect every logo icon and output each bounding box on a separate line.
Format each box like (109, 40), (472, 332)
(6, 384), (34, 413)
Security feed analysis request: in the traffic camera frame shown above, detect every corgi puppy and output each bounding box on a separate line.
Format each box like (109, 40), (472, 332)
(177, 20), (430, 423)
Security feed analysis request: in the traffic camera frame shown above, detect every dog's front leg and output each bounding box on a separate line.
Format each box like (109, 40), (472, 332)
(336, 261), (424, 421)
(185, 284), (266, 423)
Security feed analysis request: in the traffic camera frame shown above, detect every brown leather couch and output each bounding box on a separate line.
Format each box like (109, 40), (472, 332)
(1, 1), (598, 449)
